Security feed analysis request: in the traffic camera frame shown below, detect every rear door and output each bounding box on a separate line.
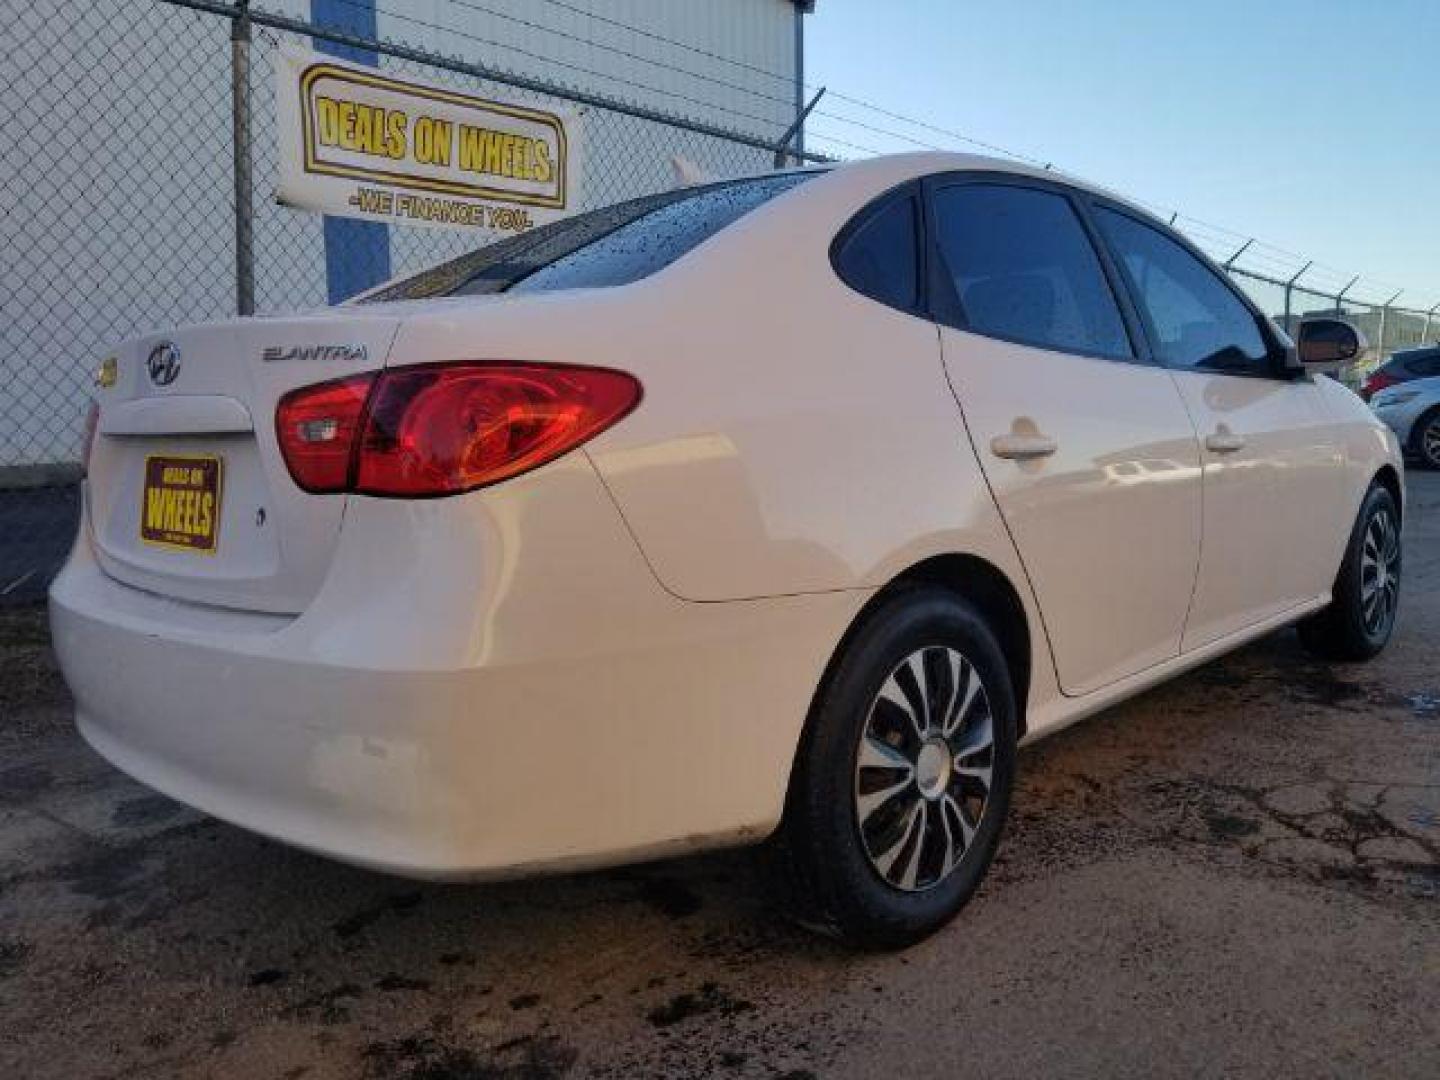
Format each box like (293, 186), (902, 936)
(86, 311), (401, 614)
(929, 176), (1203, 696)
(1090, 205), (1347, 648)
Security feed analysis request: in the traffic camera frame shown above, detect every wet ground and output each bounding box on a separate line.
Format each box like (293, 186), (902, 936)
(2, 472), (1437, 1079)
(0, 483), (77, 604)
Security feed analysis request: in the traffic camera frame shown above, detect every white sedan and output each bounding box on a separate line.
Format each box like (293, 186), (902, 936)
(52, 153), (1403, 947)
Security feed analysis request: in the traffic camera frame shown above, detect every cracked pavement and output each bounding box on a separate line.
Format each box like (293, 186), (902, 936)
(1, 471), (1437, 1079)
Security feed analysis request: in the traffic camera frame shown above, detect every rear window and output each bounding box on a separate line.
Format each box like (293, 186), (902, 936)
(360, 173), (815, 304)
(1399, 351), (1440, 377)
(1419, 356), (1440, 377)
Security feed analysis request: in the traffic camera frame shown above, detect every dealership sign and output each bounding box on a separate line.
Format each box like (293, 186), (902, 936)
(276, 50), (581, 234)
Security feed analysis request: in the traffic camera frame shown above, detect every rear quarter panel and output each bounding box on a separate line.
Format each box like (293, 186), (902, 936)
(387, 155), (1064, 726)
(580, 160), (1030, 604)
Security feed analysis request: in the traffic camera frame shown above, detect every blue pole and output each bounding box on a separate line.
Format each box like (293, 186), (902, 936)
(313, 0), (390, 303)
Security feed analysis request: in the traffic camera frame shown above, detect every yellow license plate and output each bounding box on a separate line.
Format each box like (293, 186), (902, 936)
(140, 454), (223, 554)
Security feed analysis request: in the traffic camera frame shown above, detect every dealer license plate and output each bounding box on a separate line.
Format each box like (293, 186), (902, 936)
(140, 455), (223, 554)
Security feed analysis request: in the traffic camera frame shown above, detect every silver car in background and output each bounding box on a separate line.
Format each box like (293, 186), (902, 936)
(1372, 376), (1440, 469)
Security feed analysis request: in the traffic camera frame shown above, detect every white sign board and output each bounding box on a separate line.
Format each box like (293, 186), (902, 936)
(276, 50), (582, 235)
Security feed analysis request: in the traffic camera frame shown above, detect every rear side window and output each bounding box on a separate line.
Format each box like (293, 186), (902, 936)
(1095, 207), (1270, 375)
(833, 194), (919, 311)
(1411, 354), (1440, 377)
(931, 183), (1133, 359)
(361, 173), (814, 303)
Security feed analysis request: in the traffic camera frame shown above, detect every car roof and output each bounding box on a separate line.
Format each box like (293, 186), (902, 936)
(775, 151), (1165, 231)
(1392, 344), (1440, 361)
(766, 151), (1140, 209)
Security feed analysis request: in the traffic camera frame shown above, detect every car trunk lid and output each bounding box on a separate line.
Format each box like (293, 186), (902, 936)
(86, 311), (402, 614)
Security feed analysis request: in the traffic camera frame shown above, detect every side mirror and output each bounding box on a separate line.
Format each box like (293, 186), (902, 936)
(1296, 317), (1365, 367)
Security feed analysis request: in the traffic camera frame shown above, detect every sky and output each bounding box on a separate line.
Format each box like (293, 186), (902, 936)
(806, 0), (1440, 310)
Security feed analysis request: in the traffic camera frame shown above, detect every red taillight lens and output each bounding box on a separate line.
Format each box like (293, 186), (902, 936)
(275, 373), (375, 492)
(355, 363), (641, 496)
(1360, 373), (1397, 401)
(81, 401), (100, 475)
(274, 362), (640, 497)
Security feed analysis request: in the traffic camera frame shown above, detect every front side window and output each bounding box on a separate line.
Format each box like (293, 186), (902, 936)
(361, 172), (816, 303)
(1095, 207), (1271, 375)
(833, 194), (919, 311)
(931, 183), (1132, 359)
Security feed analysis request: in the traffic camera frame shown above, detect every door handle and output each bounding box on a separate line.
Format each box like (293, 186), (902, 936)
(1205, 431), (1246, 454)
(990, 433), (1058, 460)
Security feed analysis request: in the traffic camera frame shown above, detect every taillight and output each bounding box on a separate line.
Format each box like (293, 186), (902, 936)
(275, 362), (640, 497)
(81, 401), (100, 476)
(1360, 373), (1397, 401)
(275, 373), (375, 492)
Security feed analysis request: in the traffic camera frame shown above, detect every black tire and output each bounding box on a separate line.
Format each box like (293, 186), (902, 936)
(1298, 482), (1401, 662)
(769, 585), (1017, 949)
(1413, 407), (1440, 470)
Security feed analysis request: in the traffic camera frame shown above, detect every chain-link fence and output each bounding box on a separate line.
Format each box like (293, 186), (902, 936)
(1226, 266), (1440, 389)
(0, 0), (813, 600)
(3, 0), (1437, 602)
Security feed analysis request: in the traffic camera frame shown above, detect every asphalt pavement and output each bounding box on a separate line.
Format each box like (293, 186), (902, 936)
(0, 484), (77, 605)
(1, 472), (1437, 1079)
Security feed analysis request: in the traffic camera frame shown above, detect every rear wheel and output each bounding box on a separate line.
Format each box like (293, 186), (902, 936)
(1415, 408), (1440, 470)
(770, 586), (1017, 949)
(1298, 483), (1401, 661)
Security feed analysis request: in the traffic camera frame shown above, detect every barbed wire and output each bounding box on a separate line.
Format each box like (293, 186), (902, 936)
(231, 1), (1440, 309)
(444, 0), (1432, 308)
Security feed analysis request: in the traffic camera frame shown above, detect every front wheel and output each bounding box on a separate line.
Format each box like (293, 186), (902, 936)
(1298, 482), (1401, 661)
(1414, 408), (1440, 470)
(770, 586), (1018, 949)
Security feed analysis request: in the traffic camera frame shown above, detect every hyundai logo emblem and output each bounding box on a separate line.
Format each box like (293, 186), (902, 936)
(147, 342), (181, 387)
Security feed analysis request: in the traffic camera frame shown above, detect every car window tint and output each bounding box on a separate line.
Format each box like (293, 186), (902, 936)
(1095, 207), (1269, 374)
(932, 184), (1131, 358)
(834, 195), (918, 310)
(360, 173), (816, 303)
(1414, 355), (1440, 377)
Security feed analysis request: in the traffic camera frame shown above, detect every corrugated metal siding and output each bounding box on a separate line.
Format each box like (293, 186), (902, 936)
(372, 1), (803, 283)
(389, 1), (798, 138)
(0, 0), (801, 465)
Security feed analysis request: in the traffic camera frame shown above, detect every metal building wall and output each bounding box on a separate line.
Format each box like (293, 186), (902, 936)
(372, 0), (802, 284)
(0, 0), (803, 468)
(388, 1), (798, 135)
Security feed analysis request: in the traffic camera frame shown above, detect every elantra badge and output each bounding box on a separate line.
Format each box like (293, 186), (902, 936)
(261, 344), (369, 364)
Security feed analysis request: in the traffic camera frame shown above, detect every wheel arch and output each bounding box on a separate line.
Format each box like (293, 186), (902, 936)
(811, 553), (1033, 742)
(1374, 462), (1404, 524)
(1405, 403), (1440, 468)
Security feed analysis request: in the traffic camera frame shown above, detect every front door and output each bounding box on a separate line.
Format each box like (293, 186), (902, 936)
(930, 177), (1204, 696)
(1090, 204), (1346, 649)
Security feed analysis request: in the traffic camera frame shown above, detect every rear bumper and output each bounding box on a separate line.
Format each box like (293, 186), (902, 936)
(54, 559), (508, 877)
(50, 458), (868, 878)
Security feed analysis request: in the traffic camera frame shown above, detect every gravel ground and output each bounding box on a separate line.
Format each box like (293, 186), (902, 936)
(2, 472), (1437, 1080)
